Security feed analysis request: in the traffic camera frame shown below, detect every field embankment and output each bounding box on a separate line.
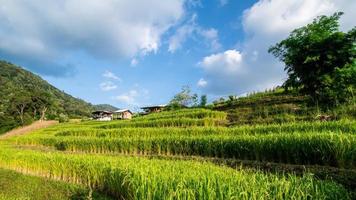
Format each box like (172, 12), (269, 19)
(0, 120), (58, 139)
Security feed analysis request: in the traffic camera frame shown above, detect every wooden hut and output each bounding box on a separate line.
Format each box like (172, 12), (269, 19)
(114, 109), (133, 120)
(92, 111), (113, 121)
(141, 105), (167, 114)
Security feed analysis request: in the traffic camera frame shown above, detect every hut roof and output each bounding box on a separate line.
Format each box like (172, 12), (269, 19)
(141, 104), (167, 109)
(92, 110), (113, 115)
(114, 109), (133, 114)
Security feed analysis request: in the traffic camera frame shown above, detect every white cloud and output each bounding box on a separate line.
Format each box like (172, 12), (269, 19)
(168, 14), (221, 53)
(219, 0), (229, 6)
(115, 95), (134, 104)
(186, 0), (202, 8)
(115, 90), (138, 104)
(102, 70), (121, 81)
(197, 78), (207, 87)
(114, 88), (149, 105)
(168, 24), (195, 53)
(100, 81), (117, 91)
(0, 0), (185, 76)
(130, 58), (139, 67)
(199, 0), (356, 95)
(200, 50), (243, 73)
(198, 28), (221, 51)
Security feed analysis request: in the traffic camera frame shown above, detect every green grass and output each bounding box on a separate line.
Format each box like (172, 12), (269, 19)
(51, 120), (356, 138)
(8, 120), (356, 168)
(213, 89), (355, 125)
(11, 132), (355, 168)
(0, 146), (350, 200)
(99, 118), (227, 128)
(0, 168), (111, 200)
(135, 108), (227, 121)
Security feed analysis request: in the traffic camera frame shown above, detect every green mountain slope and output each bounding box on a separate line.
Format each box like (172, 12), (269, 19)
(0, 61), (99, 133)
(93, 104), (119, 112)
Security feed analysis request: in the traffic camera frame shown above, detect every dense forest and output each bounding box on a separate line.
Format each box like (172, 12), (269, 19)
(0, 61), (101, 133)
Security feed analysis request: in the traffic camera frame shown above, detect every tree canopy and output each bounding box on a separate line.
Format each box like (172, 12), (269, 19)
(0, 61), (102, 133)
(269, 12), (356, 106)
(168, 86), (198, 109)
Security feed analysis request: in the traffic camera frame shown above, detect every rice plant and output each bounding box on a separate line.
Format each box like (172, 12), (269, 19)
(1, 108), (354, 199)
(0, 146), (350, 200)
(11, 132), (356, 168)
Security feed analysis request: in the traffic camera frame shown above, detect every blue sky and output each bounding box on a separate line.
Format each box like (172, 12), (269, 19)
(0, 0), (355, 110)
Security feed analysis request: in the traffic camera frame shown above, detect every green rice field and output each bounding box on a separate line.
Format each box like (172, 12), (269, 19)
(0, 108), (355, 199)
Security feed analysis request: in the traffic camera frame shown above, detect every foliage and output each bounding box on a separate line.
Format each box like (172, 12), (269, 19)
(319, 63), (356, 105)
(58, 113), (69, 123)
(168, 86), (198, 109)
(199, 95), (207, 107)
(0, 61), (108, 133)
(268, 12), (356, 106)
(92, 104), (119, 112)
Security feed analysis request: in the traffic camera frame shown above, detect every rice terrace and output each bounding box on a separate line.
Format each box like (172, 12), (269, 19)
(0, 1), (355, 200)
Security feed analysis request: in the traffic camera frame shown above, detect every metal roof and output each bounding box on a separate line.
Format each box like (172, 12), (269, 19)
(114, 109), (133, 114)
(141, 104), (167, 109)
(92, 110), (113, 114)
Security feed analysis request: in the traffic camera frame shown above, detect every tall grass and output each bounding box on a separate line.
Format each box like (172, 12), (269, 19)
(1, 107), (354, 199)
(136, 109), (227, 121)
(0, 146), (350, 200)
(48, 120), (356, 138)
(11, 133), (356, 168)
(99, 118), (226, 129)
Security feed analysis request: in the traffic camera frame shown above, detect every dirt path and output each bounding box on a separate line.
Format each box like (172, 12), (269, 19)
(0, 120), (58, 139)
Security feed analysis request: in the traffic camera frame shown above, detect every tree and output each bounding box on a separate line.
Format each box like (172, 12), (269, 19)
(31, 90), (53, 120)
(268, 12), (356, 106)
(213, 97), (225, 106)
(169, 86), (197, 108)
(319, 62), (356, 105)
(10, 90), (32, 125)
(199, 95), (207, 107)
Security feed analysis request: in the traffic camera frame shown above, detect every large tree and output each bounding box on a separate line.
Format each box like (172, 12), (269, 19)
(269, 12), (356, 106)
(169, 86), (198, 108)
(10, 89), (32, 125)
(31, 90), (53, 120)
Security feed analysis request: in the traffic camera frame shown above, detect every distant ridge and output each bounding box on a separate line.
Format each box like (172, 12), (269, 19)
(93, 104), (119, 112)
(0, 60), (115, 133)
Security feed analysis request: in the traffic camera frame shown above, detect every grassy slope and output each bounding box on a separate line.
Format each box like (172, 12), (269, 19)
(0, 168), (112, 200)
(213, 89), (356, 125)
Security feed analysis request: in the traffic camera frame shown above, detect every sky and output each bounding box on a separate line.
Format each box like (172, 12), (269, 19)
(0, 0), (355, 110)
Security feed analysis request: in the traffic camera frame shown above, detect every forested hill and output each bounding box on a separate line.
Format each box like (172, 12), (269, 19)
(0, 61), (96, 133)
(93, 104), (119, 112)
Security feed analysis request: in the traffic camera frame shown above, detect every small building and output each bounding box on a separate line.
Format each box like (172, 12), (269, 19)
(92, 110), (113, 121)
(141, 104), (167, 114)
(114, 109), (133, 120)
